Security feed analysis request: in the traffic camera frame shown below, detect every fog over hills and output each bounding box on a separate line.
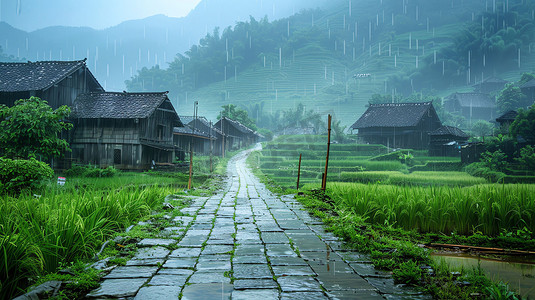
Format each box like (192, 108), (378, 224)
(0, 0), (328, 91)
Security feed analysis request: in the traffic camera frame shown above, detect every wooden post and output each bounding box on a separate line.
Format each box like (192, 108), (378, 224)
(209, 121), (213, 173)
(321, 115), (332, 191)
(188, 143), (193, 189)
(297, 154), (302, 190)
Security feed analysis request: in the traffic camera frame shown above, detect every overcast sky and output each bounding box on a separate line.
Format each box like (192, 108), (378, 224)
(0, 0), (202, 31)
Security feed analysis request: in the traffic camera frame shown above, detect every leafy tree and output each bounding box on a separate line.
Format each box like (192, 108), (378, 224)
(217, 104), (257, 131)
(510, 105), (535, 144)
(0, 97), (72, 159)
(480, 150), (508, 172)
(471, 120), (494, 138)
(515, 145), (535, 172)
(497, 84), (529, 113)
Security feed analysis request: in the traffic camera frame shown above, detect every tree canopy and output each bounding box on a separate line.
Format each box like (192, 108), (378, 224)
(217, 104), (257, 131)
(0, 97), (72, 159)
(497, 83), (529, 113)
(510, 105), (535, 145)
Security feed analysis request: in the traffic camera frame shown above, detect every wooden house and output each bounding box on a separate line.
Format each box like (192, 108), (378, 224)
(350, 102), (442, 149)
(495, 110), (518, 132)
(70, 92), (183, 170)
(520, 79), (535, 104)
(429, 126), (469, 156)
(0, 59), (103, 109)
(215, 117), (262, 151)
(174, 116), (224, 158)
(445, 92), (497, 122)
(472, 77), (508, 94)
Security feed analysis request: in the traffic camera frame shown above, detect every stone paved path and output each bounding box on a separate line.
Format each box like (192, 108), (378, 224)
(88, 145), (427, 299)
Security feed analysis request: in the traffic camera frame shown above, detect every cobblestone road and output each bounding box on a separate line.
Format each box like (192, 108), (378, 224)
(88, 145), (426, 299)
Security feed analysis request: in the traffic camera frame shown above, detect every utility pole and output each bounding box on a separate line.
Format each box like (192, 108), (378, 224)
(209, 121), (213, 173)
(188, 101), (198, 190)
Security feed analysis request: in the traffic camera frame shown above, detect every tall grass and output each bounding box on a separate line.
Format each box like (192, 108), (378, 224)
(0, 186), (171, 299)
(323, 183), (535, 237)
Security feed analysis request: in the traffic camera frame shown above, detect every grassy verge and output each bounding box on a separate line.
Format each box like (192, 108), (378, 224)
(0, 163), (226, 299)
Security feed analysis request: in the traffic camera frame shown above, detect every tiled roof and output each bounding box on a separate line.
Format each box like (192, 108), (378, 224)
(0, 60), (102, 92)
(520, 78), (535, 89)
(496, 110), (518, 122)
(448, 93), (496, 108)
(179, 116), (223, 136)
(350, 102), (435, 129)
(71, 92), (180, 124)
(173, 126), (213, 139)
(429, 126), (469, 137)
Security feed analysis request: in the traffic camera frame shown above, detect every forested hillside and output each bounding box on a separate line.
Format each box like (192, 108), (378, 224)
(126, 0), (535, 129)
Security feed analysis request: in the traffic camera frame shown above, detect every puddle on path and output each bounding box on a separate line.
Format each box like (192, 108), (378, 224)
(431, 253), (535, 299)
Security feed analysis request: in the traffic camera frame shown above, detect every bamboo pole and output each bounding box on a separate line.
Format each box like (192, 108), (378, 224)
(297, 154), (302, 190)
(321, 115), (332, 191)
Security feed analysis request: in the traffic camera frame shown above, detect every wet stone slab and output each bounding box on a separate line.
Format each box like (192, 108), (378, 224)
(233, 279), (278, 290)
(269, 256), (308, 266)
(350, 263), (392, 278)
(266, 244), (297, 257)
(103, 266), (158, 279)
(163, 258), (197, 269)
(157, 268), (194, 276)
(133, 246), (170, 259)
(169, 247), (202, 258)
(201, 244), (234, 255)
(277, 276), (323, 292)
(198, 254), (231, 262)
(181, 283), (233, 300)
(231, 289), (280, 299)
(233, 255), (267, 264)
(196, 260), (231, 270)
(134, 285), (181, 300)
(188, 271), (230, 284)
(233, 264), (273, 279)
(147, 274), (189, 286)
(272, 265), (316, 276)
(87, 278), (147, 298)
(125, 258), (164, 266)
(235, 244), (265, 256)
(261, 232), (289, 244)
(280, 292), (328, 300)
(327, 290), (385, 300)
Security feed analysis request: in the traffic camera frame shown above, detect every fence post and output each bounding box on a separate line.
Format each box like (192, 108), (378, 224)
(297, 154), (302, 190)
(321, 114), (332, 191)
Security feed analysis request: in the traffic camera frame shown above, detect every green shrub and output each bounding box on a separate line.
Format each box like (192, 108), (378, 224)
(63, 165), (91, 177)
(0, 158), (53, 193)
(84, 166), (118, 178)
(393, 260), (422, 285)
(464, 163), (506, 183)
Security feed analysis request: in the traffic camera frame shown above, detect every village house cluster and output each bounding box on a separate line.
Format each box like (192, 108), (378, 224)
(0, 59), (262, 170)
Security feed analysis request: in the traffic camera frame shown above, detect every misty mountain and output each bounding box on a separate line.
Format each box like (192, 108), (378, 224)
(0, 0), (328, 91)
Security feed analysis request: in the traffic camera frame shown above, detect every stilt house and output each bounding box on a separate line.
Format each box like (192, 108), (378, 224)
(70, 92), (183, 170)
(174, 116), (223, 158)
(350, 102), (442, 149)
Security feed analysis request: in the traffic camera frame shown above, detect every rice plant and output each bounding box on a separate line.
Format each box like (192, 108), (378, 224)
(326, 183), (535, 237)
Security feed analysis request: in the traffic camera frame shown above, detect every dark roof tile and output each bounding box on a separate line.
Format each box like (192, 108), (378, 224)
(0, 60), (101, 92)
(350, 102), (435, 129)
(429, 126), (469, 137)
(448, 93), (496, 108)
(72, 92), (179, 123)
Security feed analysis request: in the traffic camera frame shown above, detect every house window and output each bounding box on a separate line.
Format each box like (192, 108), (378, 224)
(114, 149), (122, 165)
